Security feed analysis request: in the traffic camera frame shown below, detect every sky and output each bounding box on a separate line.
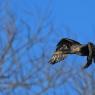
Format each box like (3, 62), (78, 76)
(1, 0), (95, 95)
(8, 0), (95, 43)
(54, 0), (95, 43)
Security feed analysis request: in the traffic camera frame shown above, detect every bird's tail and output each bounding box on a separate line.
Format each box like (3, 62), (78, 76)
(48, 51), (67, 64)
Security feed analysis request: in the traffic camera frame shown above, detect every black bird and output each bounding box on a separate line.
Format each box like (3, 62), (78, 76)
(49, 38), (95, 69)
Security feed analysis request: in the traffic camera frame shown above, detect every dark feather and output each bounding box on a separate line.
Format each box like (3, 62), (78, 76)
(83, 56), (92, 68)
(56, 38), (81, 51)
(83, 43), (93, 68)
(57, 38), (81, 47)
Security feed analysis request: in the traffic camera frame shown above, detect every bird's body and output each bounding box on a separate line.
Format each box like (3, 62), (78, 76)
(49, 38), (95, 69)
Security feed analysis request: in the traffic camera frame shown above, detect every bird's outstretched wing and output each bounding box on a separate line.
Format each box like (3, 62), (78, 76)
(56, 38), (81, 51)
(49, 38), (81, 64)
(57, 38), (81, 47)
(48, 51), (67, 64)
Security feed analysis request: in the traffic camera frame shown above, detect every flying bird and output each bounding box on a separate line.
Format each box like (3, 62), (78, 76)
(49, 38), (95, 69)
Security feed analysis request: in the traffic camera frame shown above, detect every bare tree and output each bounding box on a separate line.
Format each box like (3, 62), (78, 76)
(0, 0), (68, 95)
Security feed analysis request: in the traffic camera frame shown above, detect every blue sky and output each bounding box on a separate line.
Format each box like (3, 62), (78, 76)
(1, 0), (95, 95)
(53, 0), (95, 42)
(9, 0), (95, 43)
